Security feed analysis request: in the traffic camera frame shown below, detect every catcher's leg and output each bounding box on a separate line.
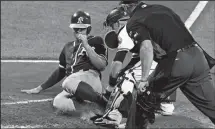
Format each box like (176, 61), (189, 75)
(53, 90), (76, 112)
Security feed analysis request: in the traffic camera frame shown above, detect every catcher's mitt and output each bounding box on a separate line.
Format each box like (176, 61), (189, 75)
(104, 30), (119, 49)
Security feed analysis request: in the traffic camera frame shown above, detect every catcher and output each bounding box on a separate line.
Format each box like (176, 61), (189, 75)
(99, 1), (215, 128)
(21, 10), (108, 112)
(103, 7), (176, 117)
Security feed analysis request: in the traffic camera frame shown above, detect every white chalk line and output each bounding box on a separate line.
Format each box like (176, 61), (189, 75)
(185, 1), (208, 29)
(1, 125), (44, 128)
(0, 1), (208, 106)
(1, 124), (59, 128)
(1, 98), (53, 105)
(1, 60), (58, 63)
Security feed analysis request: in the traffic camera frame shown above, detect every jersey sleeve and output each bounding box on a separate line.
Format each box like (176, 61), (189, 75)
(113, 50), (128, 63)
(92, 36), (108, 61)
(129, 25), (151, 46)
(59, 46), (66, 69)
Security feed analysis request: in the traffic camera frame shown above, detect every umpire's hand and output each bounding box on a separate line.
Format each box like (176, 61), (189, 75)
(137, 81), (149, 93)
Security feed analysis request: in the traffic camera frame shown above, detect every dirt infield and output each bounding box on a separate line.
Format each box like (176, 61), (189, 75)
(1, 62), (214, 128)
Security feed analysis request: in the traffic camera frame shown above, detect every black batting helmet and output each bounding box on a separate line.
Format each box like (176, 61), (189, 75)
(69, 10), (92, 34)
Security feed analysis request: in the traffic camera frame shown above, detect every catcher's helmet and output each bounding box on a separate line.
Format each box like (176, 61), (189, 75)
(119, 0), (139, 5)
(69, 10), (91, 34)
(103, 7), (128, 28)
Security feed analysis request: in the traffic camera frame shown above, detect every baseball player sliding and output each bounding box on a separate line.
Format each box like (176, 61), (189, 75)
(21, 10), (108, 113)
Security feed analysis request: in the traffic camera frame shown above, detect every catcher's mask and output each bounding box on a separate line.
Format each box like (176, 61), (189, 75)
(103, 7), (129, 29)
(103, 0), (140, 29)
(119, 0), (139, 5)
(69, 10), (92, 34)
(104, 25), (134, 50)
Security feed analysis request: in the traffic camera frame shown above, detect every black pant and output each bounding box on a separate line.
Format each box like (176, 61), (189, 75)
(163, 90), (177, 102)
(148, 70), (177, 102)
(151, 45), (215, 124)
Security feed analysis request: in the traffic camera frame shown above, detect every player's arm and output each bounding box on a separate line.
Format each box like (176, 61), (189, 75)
(40, 45), (68, 90)
(40, 67), (66, 90)
(110, 50), (128, 85)
(139, 40), (153, 81)
(21, 46), (67, 94)
(104, 50), (128, 95)
(82, 36), (108, 71)
(39, 45), (68, 90)
(132, 26), (154, 82)
(21, 67), (66, 94)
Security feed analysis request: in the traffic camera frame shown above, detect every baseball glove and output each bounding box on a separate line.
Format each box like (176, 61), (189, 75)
(104, 30), (119, 49)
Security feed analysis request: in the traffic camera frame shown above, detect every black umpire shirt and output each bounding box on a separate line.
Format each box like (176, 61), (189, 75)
(116, 2), (197, 78)
(126, 2), (196, 60)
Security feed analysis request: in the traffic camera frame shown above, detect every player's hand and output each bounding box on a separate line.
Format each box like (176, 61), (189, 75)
(113, 94), (124, 109)
(137, 81), (149, 93)
(77, 34), (88, 43)
(21, 86), (42, 94)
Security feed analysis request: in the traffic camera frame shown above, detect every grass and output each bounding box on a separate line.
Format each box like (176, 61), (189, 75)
(1, 1), (198, 59)
(1, 1), (117, 59)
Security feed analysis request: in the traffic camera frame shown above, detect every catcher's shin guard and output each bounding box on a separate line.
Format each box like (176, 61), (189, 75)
(92, 88), (121, 127)
(92, 71), (137, 128)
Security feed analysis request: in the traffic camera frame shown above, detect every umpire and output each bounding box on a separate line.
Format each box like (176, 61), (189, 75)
(104, 1), (215, 128)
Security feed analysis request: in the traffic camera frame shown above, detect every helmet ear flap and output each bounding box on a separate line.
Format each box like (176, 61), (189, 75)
(87, 26), (92, 34)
